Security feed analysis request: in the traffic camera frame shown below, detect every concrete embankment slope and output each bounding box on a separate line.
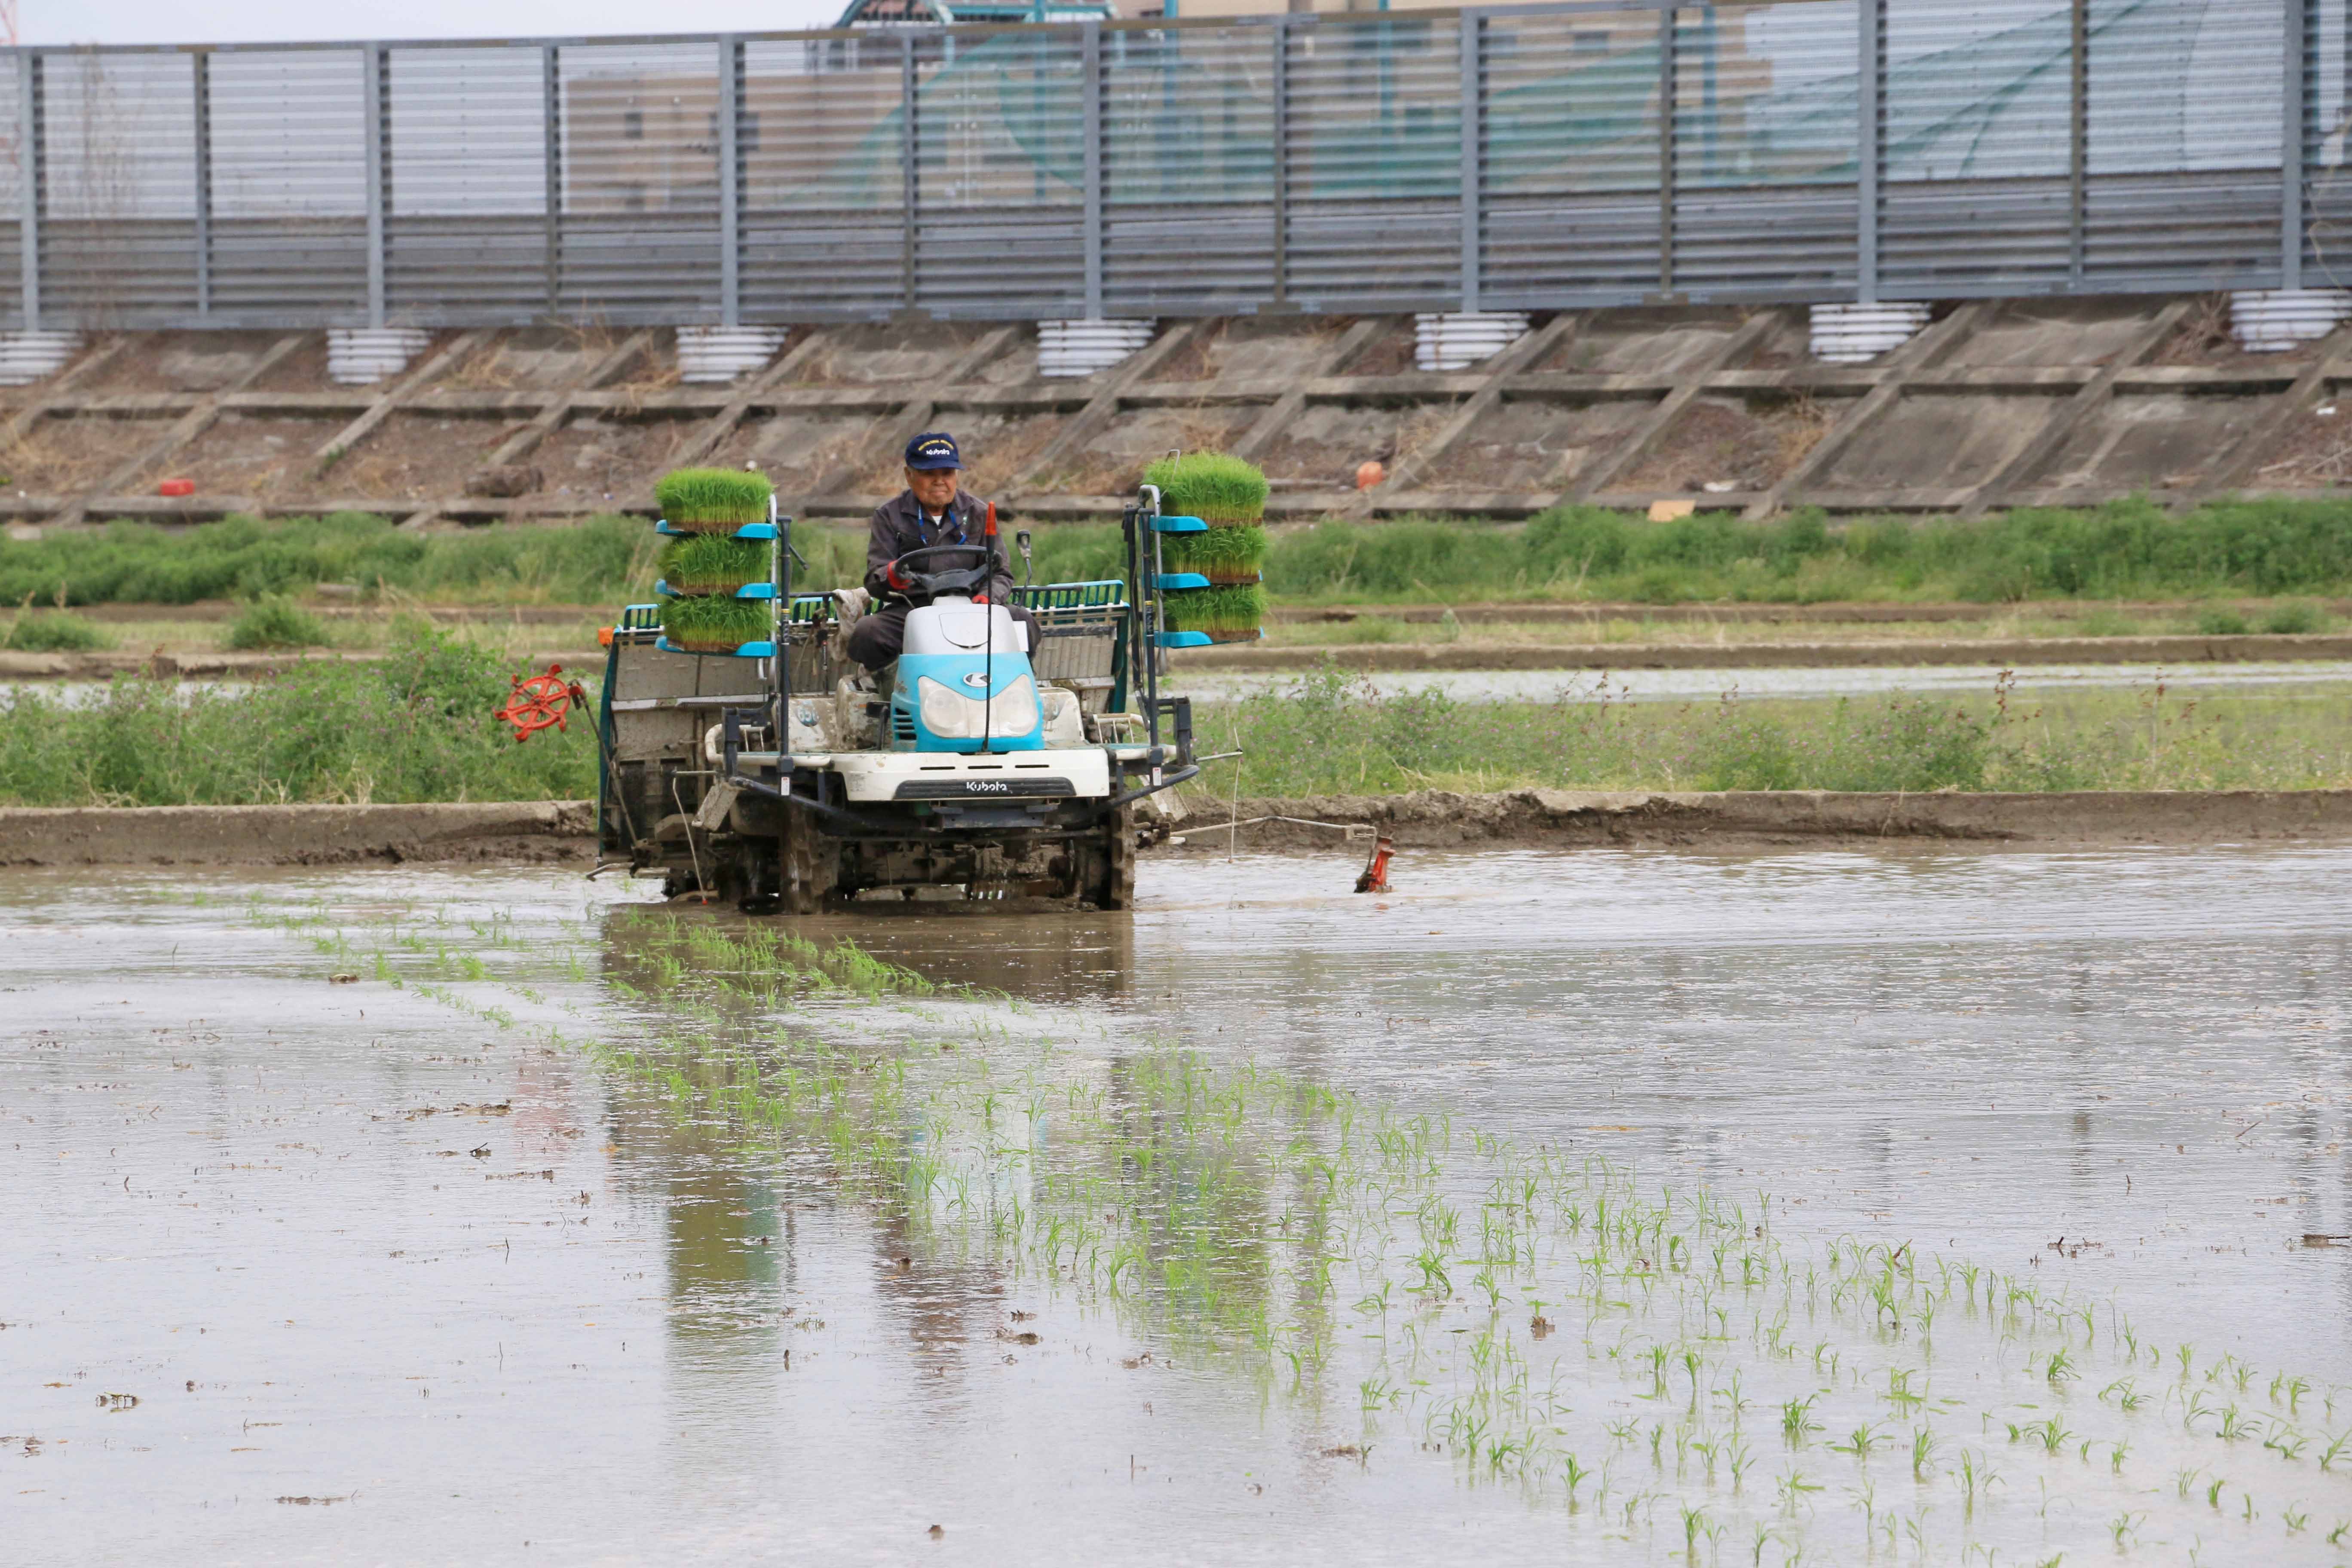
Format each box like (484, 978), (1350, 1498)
(1173, 788), (2352, 852)
(0, 801), (596, 867)
(3, 792), (2349, 868)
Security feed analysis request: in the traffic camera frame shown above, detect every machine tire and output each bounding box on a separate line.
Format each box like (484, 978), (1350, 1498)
(776, 807), (838, 916)
(1078, 802), (1137, 910)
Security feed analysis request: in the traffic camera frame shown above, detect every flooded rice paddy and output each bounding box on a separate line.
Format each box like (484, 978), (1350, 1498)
(8, 845), (2352, 1564)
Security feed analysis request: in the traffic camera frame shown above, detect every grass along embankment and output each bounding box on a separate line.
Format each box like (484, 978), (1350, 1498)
(3, 642), (2344, 810)
(10, 495), (2352, 615)
(1182, 669), (2352, 799)
(0, 622), (594, 808)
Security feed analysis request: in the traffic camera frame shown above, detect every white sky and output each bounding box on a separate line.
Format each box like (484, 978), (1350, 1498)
(27, 0), (848, 46)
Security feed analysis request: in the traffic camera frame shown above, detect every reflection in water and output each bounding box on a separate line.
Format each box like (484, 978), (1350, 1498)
(816, 899), (1139, 1004)
(599, 893), (1139, 1005)
(593, 908), (1286, 1357)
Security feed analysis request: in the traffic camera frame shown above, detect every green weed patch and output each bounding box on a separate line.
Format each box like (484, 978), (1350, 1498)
(2, 608), (110, 652)
(1188, 669), (2352, 796)
(225, 594), (331, 651)
(18, 496), (2352, 611)
(1268, 497), (2352, 604)
(0, 620), (593, 806)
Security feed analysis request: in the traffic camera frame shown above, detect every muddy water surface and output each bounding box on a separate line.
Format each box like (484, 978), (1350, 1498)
(8, 846), (2352, 1563)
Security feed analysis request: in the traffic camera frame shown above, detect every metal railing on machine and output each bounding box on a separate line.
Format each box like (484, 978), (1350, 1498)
(0, 0), (2339, 335)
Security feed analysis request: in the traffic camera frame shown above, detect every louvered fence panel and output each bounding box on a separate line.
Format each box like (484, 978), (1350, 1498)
(2085, 0), (2280, 291)
(913, 28), (1085, 318)
(1881, 0), (2073, 295)
(1102, 23), (1275, 316)
(42, 51), (198, 324)
(1482, 9), (1665, 308)
(558, 42), (720, 324)
(742, 36), (907, 321)
(2309, 0), (2352, 288)
(207, 49), (368, 323)
(387, 46), (547, 324)
(1283, 16), (1462, 311)
(0, 5), (2339, 331)
(0, 66), (24, 330)
(1672, 0), (1857, 299)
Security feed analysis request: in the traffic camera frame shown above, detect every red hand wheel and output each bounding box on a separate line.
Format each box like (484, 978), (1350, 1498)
(493, 665), (587, 743)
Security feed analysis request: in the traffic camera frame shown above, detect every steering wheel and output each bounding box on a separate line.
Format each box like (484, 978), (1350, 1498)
(882, 543), (994, 604)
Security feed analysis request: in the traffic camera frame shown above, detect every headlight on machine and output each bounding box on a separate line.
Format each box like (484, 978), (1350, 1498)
(916, 674), (1038, 740)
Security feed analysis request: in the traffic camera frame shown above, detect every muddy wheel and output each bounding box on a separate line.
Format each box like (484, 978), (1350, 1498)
(1077, 802), (1136, 910)
(776, 808), (838, 916)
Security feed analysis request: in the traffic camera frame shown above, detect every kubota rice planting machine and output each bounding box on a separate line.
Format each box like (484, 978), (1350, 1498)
(592, 485), (1209, 911)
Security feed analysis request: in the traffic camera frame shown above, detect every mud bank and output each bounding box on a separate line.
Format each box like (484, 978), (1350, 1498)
(0, 800), (596, 866)
(1171, 786), (2352, 850)
(1177, 631), (2352, 673)
(7, 790), (2347, 866)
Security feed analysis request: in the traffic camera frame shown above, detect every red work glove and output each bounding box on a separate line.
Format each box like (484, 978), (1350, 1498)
(884, 558), (912, 593)
(973, 592), (990, 604)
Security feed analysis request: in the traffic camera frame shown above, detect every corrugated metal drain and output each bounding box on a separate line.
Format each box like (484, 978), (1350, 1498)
(677, 327), (786, 383)
(1038, 319), (1155, 379)
(0, 332), (81, 387)
(1809, 303), (1929, 363)
(1414, 312), (1530, 371)
(2230, 290), (2352, 352)
(328, 328), (432, 386)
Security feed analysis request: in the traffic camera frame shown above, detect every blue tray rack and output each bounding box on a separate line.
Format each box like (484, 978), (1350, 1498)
(654, 519), (778, 541)
(655, 579), (775, 599)
(657, 636), (777, 659)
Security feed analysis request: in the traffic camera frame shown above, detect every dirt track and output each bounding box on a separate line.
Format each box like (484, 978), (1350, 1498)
(3, 790), (2348, 868)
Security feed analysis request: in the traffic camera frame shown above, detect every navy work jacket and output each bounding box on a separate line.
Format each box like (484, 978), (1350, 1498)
(863, 488), (1014, 605)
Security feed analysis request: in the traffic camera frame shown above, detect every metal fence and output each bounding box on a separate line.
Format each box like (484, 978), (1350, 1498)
(6, 0), (2346, 331)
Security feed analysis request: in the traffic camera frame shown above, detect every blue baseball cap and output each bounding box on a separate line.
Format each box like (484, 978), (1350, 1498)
(905, 432), (962, 471)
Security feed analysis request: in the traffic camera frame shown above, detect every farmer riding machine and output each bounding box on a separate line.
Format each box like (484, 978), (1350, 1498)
(592, 479), (1206, 911)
